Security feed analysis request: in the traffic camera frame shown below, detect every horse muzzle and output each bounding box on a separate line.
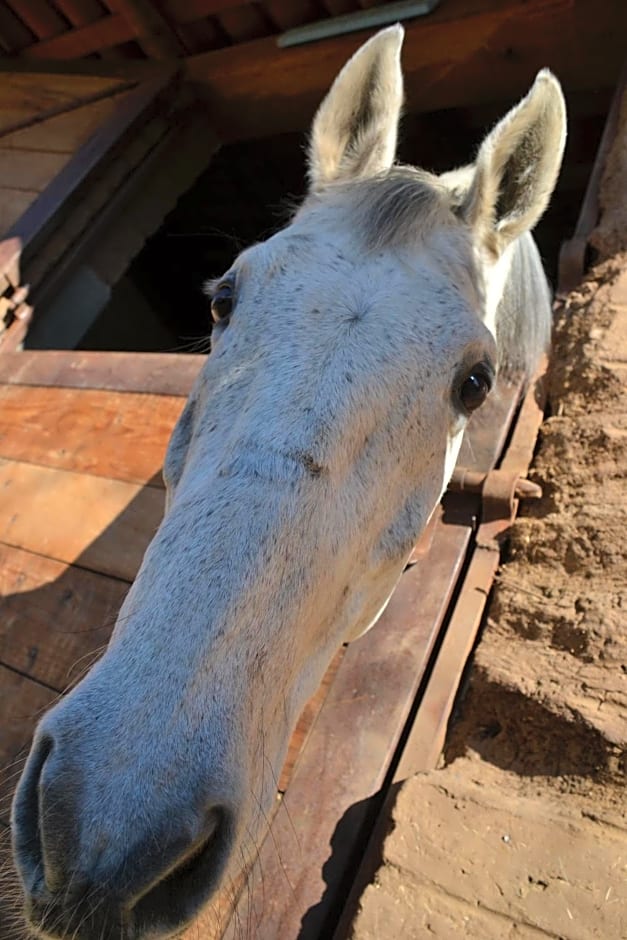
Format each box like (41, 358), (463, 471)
(12, 725), (234, 940)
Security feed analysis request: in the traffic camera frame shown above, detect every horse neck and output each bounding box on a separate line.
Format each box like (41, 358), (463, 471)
(495, 231), (553, 380)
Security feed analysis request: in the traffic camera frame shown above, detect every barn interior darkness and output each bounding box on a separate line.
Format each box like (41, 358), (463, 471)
(76, 92), (610, 353)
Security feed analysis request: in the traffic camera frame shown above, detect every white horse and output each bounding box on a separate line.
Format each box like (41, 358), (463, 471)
(12, 26), (565, 940)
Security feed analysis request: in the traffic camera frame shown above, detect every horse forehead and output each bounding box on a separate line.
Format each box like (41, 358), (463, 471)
(239, 221), (481, 329)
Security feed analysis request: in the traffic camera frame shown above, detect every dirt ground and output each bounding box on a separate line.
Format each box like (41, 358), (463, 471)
(351, 113), (627, 938)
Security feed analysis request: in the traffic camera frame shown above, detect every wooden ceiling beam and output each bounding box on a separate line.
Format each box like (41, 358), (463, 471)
(18, 1), (246, 60)
(185, 0), (627, 141)
(159, 1), (264, 24)
(52, 1), (106, 28)
(6, 0), (67, 40)
(22, 13), (134, 59)
(103, 0), (185, 59)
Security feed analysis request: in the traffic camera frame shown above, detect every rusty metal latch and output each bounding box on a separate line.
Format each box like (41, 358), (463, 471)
(406, 467), (541, 567)
(449, 467), (542, 523)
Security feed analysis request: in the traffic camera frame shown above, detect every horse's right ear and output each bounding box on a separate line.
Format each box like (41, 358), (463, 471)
(307, 25), (404, 192)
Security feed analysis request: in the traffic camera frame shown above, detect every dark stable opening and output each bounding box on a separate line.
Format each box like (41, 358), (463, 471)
(76, 94), (610, 354)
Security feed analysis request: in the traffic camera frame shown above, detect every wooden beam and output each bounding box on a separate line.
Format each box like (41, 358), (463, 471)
(6, 0), (67, 40)
(0, 54), (168, 81)
(53, 0), (107, 27)
(0, 72), (132, 139)
(0, 349), (204, 395)
(0, 543), (128, 692)
(7, 74), (173, 254)
(103, 0), (185, 59)
(185, 0), (627, 141)
(160, 0), (264, 23)
(0, 3), (34, 53)
(0, 385), (184, 486)
(0, 457), (163, 580)
(18, 1), (248, 59)
(22, 12), (133, 59)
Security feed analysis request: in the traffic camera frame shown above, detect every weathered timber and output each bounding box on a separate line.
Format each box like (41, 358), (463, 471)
(0, 72), (129, 138)
(55, 0), (116, 28)
(186, 0), (626, 140)
(0, 188), (38, 239)
(0, 350), (204, 394)
(7, 75), (173, 252)
(220, 501), (474, 940)
(0, 385), (184, 485)
(22, 12), (134, 59)
(1, 93), (129, 153)
(0, 149), (69, 192)
(0, 458), (164, 580)
(160, 0), (266, 23)
(110, 0), (185, 59)
(24, 114), (170, 296)
(0, 3), (34, 53)
(6, 0), (67, 41)
(0, 542), (127, 691)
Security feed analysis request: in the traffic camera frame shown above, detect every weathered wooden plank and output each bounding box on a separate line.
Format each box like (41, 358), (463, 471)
(318, 0), (355, 14)
(0, 55), (165, 82)
(0, 147), (67, 192)
(22, 12), (134, 59)
(278, 646), (345, 792)
(5, 0), (67, 40)
(161, 0), (264, 23)
(0, 3), (34, 54)
(0, 542), (126, 692)
(186, 0), (626, 140)
(217, 4), (272, 43)
(222, 500), (474, 939)
(6, 77), (171, 267)
(0, 458), (163, 580)
(24, 113), (170, 290)
(0, 71), (130, 138)
(0, 665), (58, 826)
(263, 0), (321, 31)
(54, 0), (112, 28)
(0, 187), (38, 238)
(0, 70), (128, 114)
(2, 93), (127, 153)
(0, 385), (184, 485)
(0, 350), (204, 394)
(107, 0), (186, 59)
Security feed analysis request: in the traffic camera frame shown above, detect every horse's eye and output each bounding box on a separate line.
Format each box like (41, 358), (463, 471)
(458, 366), (493, 413)
(211, 283), (234, 324)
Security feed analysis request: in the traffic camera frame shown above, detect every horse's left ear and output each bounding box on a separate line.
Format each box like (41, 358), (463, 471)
(307, 25), (404, 191)
(462, 70), (567, 255)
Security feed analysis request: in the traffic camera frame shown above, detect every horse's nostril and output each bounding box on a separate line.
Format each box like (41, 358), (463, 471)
(14, 736), (233, 940)
(132, 807), (231, 934)
(11, 733), (53, 893)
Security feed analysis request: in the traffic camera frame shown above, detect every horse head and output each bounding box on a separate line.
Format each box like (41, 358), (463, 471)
(12, 25), (565, 940)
